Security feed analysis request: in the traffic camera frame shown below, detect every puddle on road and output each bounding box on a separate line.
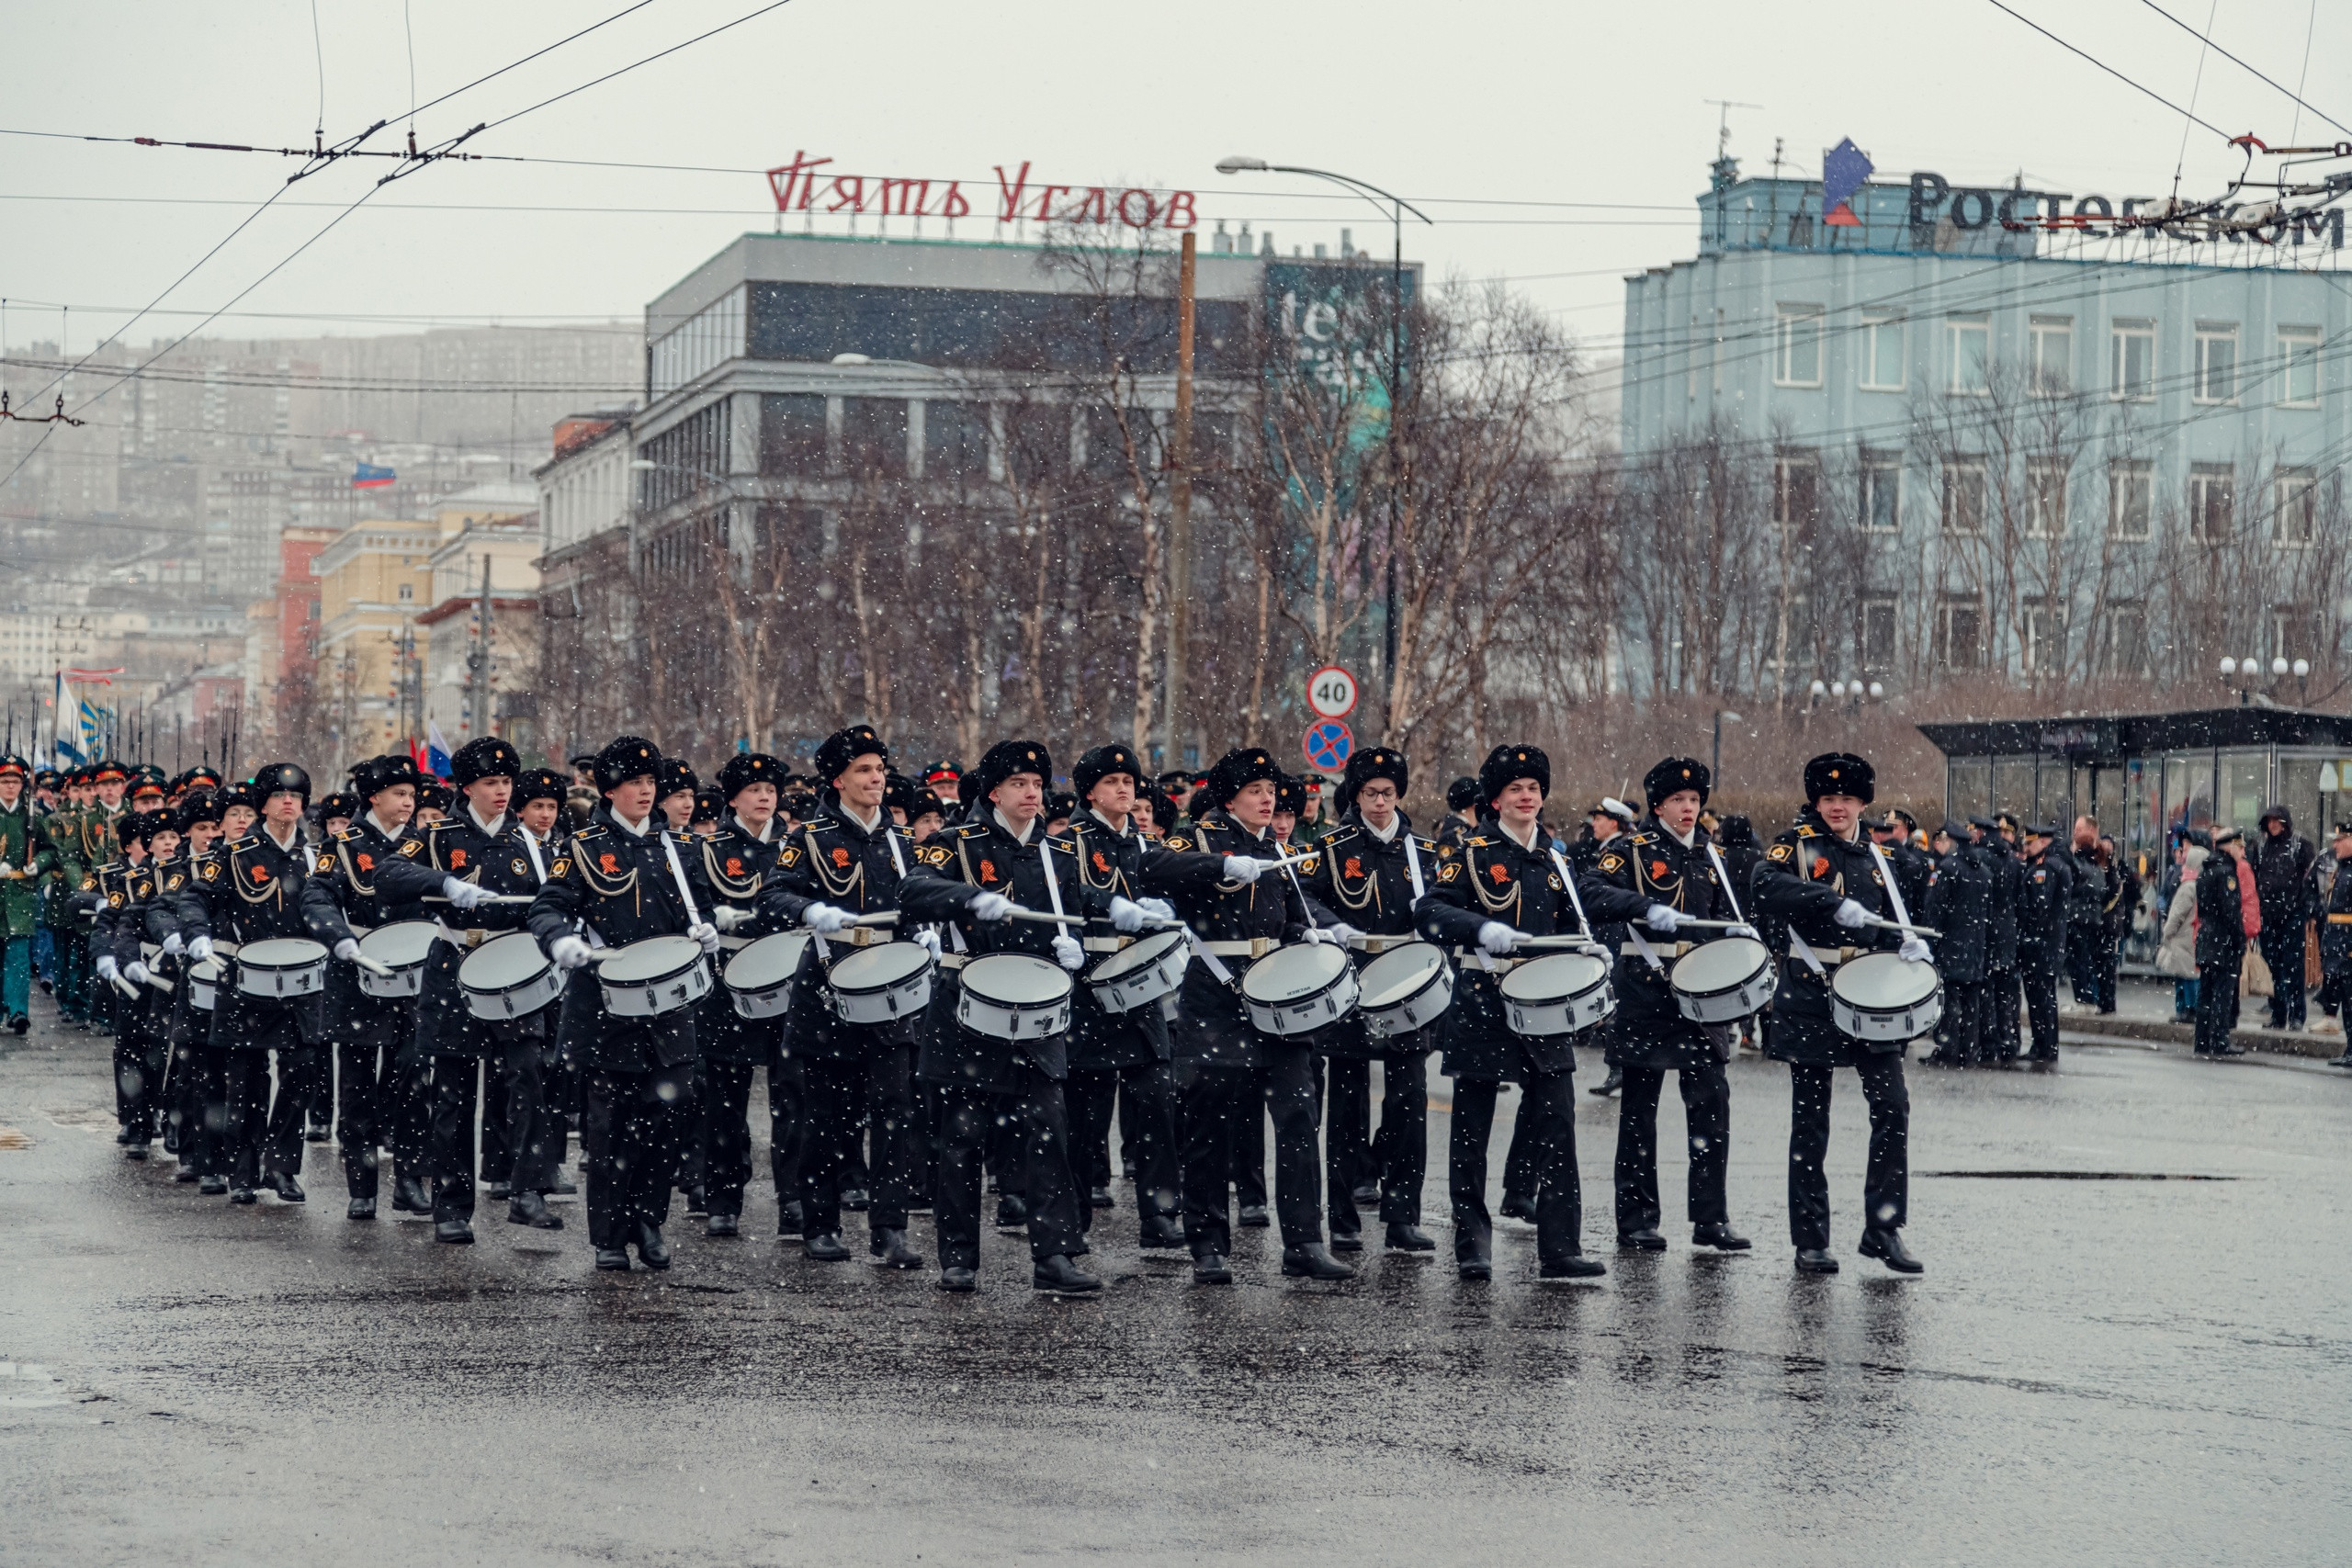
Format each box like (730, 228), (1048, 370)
(0, 1126), (29, 1150)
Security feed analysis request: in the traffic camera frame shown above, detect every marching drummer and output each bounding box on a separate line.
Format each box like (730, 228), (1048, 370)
(374, 738), (570, 1243)
(157, 791), (226, 1190)
(296, 753), (431, 1221)
(94, 810), (171, 1160)
(526, 736), (721, 1271)
(1295, 746), (1442, 1255)
(1748, 751), (1926, 1275)
(170, 762), (325, 1208)
(902, 739), (1128, 1293)
(1589, 758), (1757, 1255)
(1413, 744), (1671, 1282)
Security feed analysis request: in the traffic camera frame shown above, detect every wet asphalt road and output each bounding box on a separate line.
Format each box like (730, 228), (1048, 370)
(5, 994), (2350, 1566)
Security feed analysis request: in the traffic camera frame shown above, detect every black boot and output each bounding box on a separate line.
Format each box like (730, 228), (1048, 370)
(594, 1246), (631, 1271)
(1385, 1222), (1436, 1252)
(1137, 1214), (1187, 1249)
(684, 1184), (708, 1216)
(391, 1173), (431, 1214)
(269, 1172), (305, 1203)
(507, 1190), (563, 1229)
(229, 1186), (257, 1205)
(869, 1226), (923, 1269)
(487, 1182), (512, 1202)
(1615, 1227), (1666, 1251)
(1033, 1254), (1102, 1293)
(633, 1222), (671, 1270)
(124, 1143), (148, 1162)
(1088, 1186), (1115, 1209)
(1192, 1251), (1233, 1284)
(1692, 1222), (1751, 1251)
(1589, 1066), (1623, 1098)
(1859, 1227), (1923, 1273)
(1329, 1226), (1363, 1253)
(1282, 1243), (1355, 1280)
(1456, 1227), (1493, 1280)
(706, 1213), (739, 1237)
(435, 1217), (474, 1244)
(1795, 1247), (1839, 1274)
(1236, 1202), (1270, 1227)
(346, 1196), (376, 1219)
(778, 1200), (804, 1235)
(804, 1231), (851, 1262)
(993, 1193), (1028, 1230)
(199, 1175), (228, 1196)
(1497, 1194), (1536, 1224)
(1539, 1255), (1608, 1280)
(840, 1187), (870, 1212)
(937, 1266), (977, 1292)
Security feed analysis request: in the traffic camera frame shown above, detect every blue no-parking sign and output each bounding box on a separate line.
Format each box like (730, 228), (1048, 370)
(1303, 720), (1353, 772)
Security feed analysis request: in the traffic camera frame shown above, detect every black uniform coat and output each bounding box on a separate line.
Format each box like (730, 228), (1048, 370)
(1748, 807), (1904, 1066)
(525, 807), (702, 1075)
(1415, 821), (1651, 1082)
(375, 809), (552, 1059)
(2017, 849), (2072, 972)
(693, 817), (786, 1065)
(752, 800), (945, 1062)
(1063, 809), (1227, 1072)
(2321, 857), (2352, 977)
(295, 815), (424, 1041)
(2195, 851), (2249, 967)
(1919, 845), (1991, 983)
(1885, 840), (1934, 923)
(902, 811), (1110, 1089)
(172, 824), (324, 1052)
(1983, 836), (2023, 970)
(1297, 808), (1447, 1062)
(1590, 820), (1742, 1070)
(1157, 807), (1319, 1071)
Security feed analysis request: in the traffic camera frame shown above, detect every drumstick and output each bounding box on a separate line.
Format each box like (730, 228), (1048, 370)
(1865, 916), (1941, 939)
(1003, 908), (1083, 926)
(110, 975), (142, 999)
(143, 972), (175, 993)
(1510, 933), (1610, 955)
(848, 911), (899, 928)
(352, 954), (398, 979)
(424, 894), (536, 906)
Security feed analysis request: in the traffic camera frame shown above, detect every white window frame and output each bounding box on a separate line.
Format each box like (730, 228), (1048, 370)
(1773, 449), (1822, 527)
(2279, 328), (2321, 408)
(1859, 593), (1899, 675)
(2020, 598), (2066, 677)
(1942, 457), (1987, 535)
(1860, 449), (1903, 533)
(2107, 458), (2153, 541)
(2026, 456), (2067, 538)
(1775, 307), (1824, 389)
(2100, 602), (2147, 679)
(1860, 315), (1906, 391)
(2275, 468), (2318, 547)
(2188, 462), (2234, 543)
(1948, 319), (1991, 396)
(2029, 317), (2073, 397)
(1936, 595), (1985, 671)
(2110, 321), (2155, 401)
(2193, 323), (2239, 405)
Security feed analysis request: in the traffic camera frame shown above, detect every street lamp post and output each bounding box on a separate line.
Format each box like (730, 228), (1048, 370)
(1712, 709), (1743, 791)
(1216, 155), (1430, 731)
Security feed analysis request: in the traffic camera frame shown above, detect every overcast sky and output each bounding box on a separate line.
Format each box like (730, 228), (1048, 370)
(2, 0), (2343, 372)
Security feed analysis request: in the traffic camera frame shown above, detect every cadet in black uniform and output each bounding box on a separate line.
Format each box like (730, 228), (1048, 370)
(1589, 758), (1755, 1253)
(1871, 812), (1934, 921)
(1414, 744), (1664, 1281)
(2319, 822), (2352, 1065)
(295, 753), (429, 1219)
(94, 810), (172, 1158)
(1920, 822), (1992, 1067)
(1297, 746), (1442, 1253)
(526, 736), (719, 1269)
(1061, 741), (1226, 1249)
(2017, 823), (2072, 1067)
(1158, 746), (1351, 1285)
(690, 751), (792, 1238)
(1749, 752), (1924, 1274)
(172, 763), (323, 1206)
(1974, 813), (2026, 1064)
(904, 739), (1127, 1292)
(158, 793), (225, 1188)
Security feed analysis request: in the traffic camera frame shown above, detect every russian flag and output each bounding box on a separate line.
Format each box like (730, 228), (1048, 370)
(351, 462), (396, 490)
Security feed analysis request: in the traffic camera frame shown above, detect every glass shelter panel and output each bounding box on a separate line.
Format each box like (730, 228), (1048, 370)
(1947, 756), (1991, 821)
(1993, 756), (2036, 819)
(2220, 751), (2270, 838)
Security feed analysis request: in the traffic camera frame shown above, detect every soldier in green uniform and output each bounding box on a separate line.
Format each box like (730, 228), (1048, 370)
(37, 767), (93, 1025)
(74, 761), (130, 1033)
(0, 756), (39, 1032)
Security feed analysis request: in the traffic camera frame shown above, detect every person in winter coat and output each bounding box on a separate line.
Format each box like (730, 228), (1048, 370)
(2251, 804), (2317, 1031)
(1920, 822), (1992, 1066)
(2313, 823), (2352, 1061)
(2155, 841), (2208, 1022)
(2195, 829), (2253, 1056)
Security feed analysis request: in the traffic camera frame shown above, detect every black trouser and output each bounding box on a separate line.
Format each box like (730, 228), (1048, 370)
(1069, 1060), (1180, 1232)
(2094, 931), (2120, 1012)
(1928, 977), (1984, 1065)
(1786, 1055), (1908, 1250)
(1233, 1072), (1268, 1211)
(2260, 927), (2306, 1030)
(1500, 1089), (1540, 1209)
(2321, 964), (2352, 1021)
(700, 1058), (795, 1218)
(173, 1039), (229, 1177)
(936, 1072), (1085, 1270)
(582, 1065), (694, 1249)
(432, 1042), (563, 1220)
(798, 1047), (914, 1237)
(2066, 924), (2102, 1005)
(334, 999), (427, 1198)
(1179, 1046), (1322, 1258)
(1986, 968), (2021, 1059)
(222, 1050), (307, 1189)
(1613, 1060), (1730, 1235)
(2196, 955), (2243, 1053)
(1327, 1052), (1430, 1230)
(112, 1015), (166, 1143)
(1324, 1056), (1376, 1220)
(1450, 1072), (1586, 1268)
(2020, 964), (2061, 1060)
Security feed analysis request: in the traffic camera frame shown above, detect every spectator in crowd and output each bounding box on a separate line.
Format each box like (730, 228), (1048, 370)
(2314, 822), (2352, 1055)
(2251, 804), (2317, 1032)
(2097, 834), (2138, 1014)
(2062, 816), (2112, 1014)
(2157, 840), (2208, 1022)
(2194, 828), (2255, 1057)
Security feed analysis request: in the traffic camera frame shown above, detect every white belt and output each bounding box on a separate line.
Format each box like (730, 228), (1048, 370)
(1793, 942), (1860, 966)
(937, 952), (967, 971)
(717, 934), (753, 952)
(434, 921), (491, 950)
(1452, 948), (1525, 971)
(1623, 940), (1696, 959)
(1345, 932), (1418, 954)
(1201, 937), (1280, 959)
(1082, 935), (1133, 953)
(820, 927), (892, 948)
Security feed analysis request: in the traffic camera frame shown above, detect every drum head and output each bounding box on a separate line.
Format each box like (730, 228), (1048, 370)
(599, 934), (702, 985)
(726, 931), (812, 991)
(1089, 928), (1186, 982)
(831, 941), (932, 989)
(1835, 953), (1939, 1010)
(241, 937), (327, 969)
(189, 958), (222, 984)
(1240, 942), (1349, 1003)
(1671, 936), (1770, 993)
(1359, 942), (1444, 1009)
(359, 920), (437, 967)
(1499, 952), (1608, 1003)
(963, 953), (1073, 1006)
(460, 931), (547, 988)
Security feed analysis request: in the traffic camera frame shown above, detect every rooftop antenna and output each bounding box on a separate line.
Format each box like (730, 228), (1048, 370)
(1706, 99), (1761, 160)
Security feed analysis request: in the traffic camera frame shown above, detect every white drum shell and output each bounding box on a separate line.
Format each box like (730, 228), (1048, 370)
(724, 931), (813, 1021)
(1356, 942), (1455, 1039)
(1498, 953), (1614, 1036)
(188, 958), (221, 1011)
(1830, 953), (1944, 1042)
(955, 953), (1075, 1041)
(1668, 936), (1777, 1024)
(1083, 930), (1190, 1014)
(356, 919), (437, 998)
(829, 942), (935, 1025)
(1240, 944), (1361, 1037)
(235, 938), (328, 999)
(598, 937), (713, 1018)
(458, 932), (566, 1021)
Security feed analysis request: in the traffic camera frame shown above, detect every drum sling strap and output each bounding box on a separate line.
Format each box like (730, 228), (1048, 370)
(660, 832), (703, 929)
(1403, 833), (1426, 901)
(1547, 844), (1624, 970)
(1867, 840), (1916, 929)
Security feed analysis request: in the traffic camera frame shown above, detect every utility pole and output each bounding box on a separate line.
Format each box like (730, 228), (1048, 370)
(1160, 229), (1196, 772)
(472, 554), (493, 738)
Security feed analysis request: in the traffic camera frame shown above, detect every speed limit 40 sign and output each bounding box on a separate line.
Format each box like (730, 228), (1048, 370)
(1306, 665), (1358, 720)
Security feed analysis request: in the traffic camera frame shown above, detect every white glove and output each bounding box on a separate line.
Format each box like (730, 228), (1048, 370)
(1052, 932), (1085, 972)
(1833, 897), (1872, 930)
(1223, 855), (1268, 884)
(967, 892), (1015, 922)
(799, 902), (852, 934)
(1726, 922), (1760, 941)
(1899, 935), (1933, 964)
(548, 935), (593, 971)
(1645, 903), (1684, 933)
(442, 876), (492, 911)
(1108, 896), (1148, 933)
(161, 931), (184, 958)
(125, 961), (152, 987)
(711, 906), (752, 932)
(187, 935), (214, 964)
(0, 862), (13, 876)
(1476, 920), (1518, 956)
(96, 954), (120, 982)
(1302, 927), (1338, 946)
(333, 938), (360, 962)
(913, 926), (943, 961)
(1136, 897), (1176, 922)
(1326, 922), (1364, 944)
(687, 920), (719, 955)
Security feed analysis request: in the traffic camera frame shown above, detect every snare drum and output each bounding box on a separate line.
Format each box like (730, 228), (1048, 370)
(235, 937), (328, 999)
(1498, 952), (1614, 1036)
(1668, 936), (1776, 1024)
(187, 957), (222, 1011)
(597, 934), (711, 1018)
(827, 940), (934, 1025)
(723, 931), (813, 1021)
(956, 953), (1074, 1040)
(1083, 928), (1190, 1014)
(1356, 942), (1454, 1039)
(1239, 942), (1360, 1037)
(356, 919), (436, 998)
(1830, 952), (1942, 1042)
(458, 931), (565, 1021)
